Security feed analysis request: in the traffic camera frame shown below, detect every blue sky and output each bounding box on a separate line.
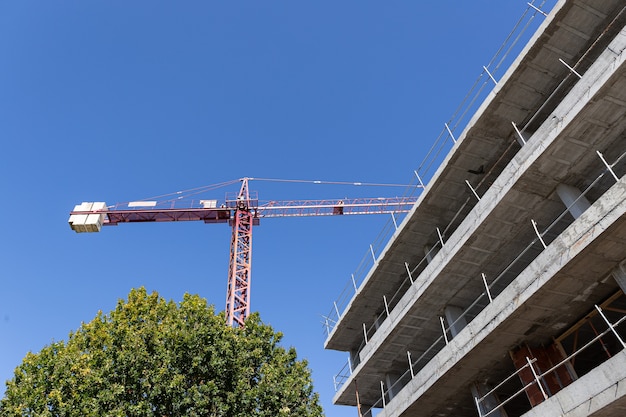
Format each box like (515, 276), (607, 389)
(0, 2), (552, 415)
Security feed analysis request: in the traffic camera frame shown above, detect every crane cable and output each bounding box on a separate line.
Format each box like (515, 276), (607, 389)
(115, 177), (418, 207)
(250, 177), (414, 188)
(117, 179), (241, 207)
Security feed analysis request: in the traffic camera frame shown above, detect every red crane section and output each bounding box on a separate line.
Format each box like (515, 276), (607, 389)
(68, 178), (419, 326)
(226, 179), (254, 327)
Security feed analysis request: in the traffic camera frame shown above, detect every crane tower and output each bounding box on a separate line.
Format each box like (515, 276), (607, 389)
(68, 177), (418, 327)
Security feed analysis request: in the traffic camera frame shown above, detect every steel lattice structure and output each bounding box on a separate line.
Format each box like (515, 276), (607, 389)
(69, 177), (419, 326)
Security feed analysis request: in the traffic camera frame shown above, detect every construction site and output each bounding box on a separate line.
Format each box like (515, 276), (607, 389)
(322, 0), (626, 416)
(64, 1), (626, 416)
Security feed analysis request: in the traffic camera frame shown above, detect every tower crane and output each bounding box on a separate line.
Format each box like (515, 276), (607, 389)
(68, 177), (418, 327)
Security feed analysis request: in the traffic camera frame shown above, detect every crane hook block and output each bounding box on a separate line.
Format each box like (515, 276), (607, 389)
(68, 202), (107, 233)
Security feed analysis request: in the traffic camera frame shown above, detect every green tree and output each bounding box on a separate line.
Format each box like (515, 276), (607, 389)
(0, 288), (324, 417)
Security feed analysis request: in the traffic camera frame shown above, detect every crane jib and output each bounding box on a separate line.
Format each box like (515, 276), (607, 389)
(103, 208), (232, 226)
(69, 198), (418, 231)
(68, 191), (419, 327)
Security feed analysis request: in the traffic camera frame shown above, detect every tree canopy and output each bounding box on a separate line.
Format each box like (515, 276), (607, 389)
(0, 288), (324, 417)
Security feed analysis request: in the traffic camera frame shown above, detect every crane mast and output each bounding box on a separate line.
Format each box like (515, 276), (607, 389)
(226, 178), (254, 327)
(68, 178), (418, 326)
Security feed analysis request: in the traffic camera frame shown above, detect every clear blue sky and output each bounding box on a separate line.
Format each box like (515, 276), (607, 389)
(0, 2), (552, 415)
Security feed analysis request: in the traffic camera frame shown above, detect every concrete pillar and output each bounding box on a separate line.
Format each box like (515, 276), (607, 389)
(471, 382), (508, 417)
(349, 349), (361, 370)
(556, 184), (591, 219)
(385, 373), (402, 400)
(444, 305), (468, 338)
(424, 244), (440, 263)
(611, 262), (626, 294)
(374, 312), (385, 330)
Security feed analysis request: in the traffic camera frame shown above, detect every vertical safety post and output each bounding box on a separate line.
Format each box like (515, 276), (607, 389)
(483, 66), (498, 85)
(559, 58), (582, 78)
(405, 262), (414, 284)
(482, 273), (493, 303)
(466, 180), (481, 201)
(445, 123), (457, 144)
(436, 227), (445, 248)
(597, 150), (619, 181)
(414, 170), (425, 188)
(595, 305), (626, 349)
(512, 121), (526, 145)
(526, 356), (548, 401)
(531, 219), (547, 249)
(380, 381), (386, 407)
(440, 316), (449, 345)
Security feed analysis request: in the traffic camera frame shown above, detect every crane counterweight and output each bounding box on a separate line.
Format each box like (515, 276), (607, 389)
(68, 202), (107, 232)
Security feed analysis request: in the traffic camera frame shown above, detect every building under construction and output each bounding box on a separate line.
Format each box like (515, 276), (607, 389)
(324, 1), (626, 416)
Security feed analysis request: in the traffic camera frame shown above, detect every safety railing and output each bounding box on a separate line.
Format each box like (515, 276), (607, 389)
(475, 304), (626, 416)
(333, 147), (625, 407)
(322, 0), (554, 340)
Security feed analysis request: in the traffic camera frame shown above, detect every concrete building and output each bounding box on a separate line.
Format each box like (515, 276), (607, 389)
(324, 1), (626, 416)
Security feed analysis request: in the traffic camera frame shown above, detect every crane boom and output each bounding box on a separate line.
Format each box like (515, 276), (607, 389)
(68, 178), (419, 326)
(69, 197), (416, 226)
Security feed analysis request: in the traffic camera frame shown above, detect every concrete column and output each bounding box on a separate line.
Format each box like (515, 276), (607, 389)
(471, 382), (508, 417)
(349, 349), (361, 370)
(611, 262), (626, 293)
(556, 184), (591, 219)
(444, 305), (468, 338)
(374, 312), (385, 330)
(385, 373), (402, 400)
(424, 244), (440, 263)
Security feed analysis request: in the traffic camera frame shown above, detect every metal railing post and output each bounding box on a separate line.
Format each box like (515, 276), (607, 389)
(526, 356), (548, 400)
(445, 123), (457, 144)
(559, 58), (582, 78)
(483, 66), (498, 85)
(531, 219), (547, 249)
(527, 2), (548, 17)
(405, 261), (414, 284)
(475, 396), (483, 417)
(512, 121), (526, 145)
(482, 273), (493, 303)
(380, 381), (386, 407)
(597, 150), (619, 181)
(437, 227), (445, 248)
(440, 316), (449, 344)
(595, 305), (626, 349)
(414, 170), (425, 188)
(466, 179), (481, 201)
